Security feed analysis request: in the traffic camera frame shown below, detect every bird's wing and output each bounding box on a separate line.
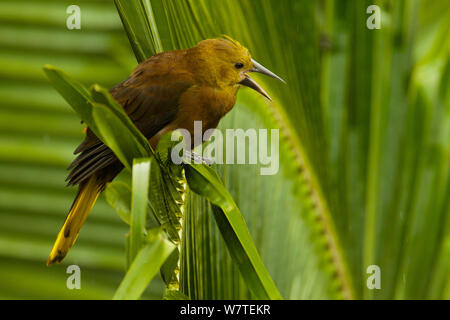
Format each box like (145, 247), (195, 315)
(67, 56), (194, 186)
(111, 74), (193, 138)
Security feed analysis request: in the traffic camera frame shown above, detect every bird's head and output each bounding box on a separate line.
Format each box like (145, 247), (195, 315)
(192, 36), (285, 101)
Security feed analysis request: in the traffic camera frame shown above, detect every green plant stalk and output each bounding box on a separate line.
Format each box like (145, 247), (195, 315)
(363, 0), (394, 300)
(185, 164), (283, 300)
(128, 158), (151, 266)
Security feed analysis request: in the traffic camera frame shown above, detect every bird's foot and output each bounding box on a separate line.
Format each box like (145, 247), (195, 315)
(183, 151), (213, 165)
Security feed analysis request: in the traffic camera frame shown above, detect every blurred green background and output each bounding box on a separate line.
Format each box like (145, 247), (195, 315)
(0, 0), (164, 299)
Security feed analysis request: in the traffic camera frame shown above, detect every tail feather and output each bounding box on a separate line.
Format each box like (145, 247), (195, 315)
(47, 176), (102, 266)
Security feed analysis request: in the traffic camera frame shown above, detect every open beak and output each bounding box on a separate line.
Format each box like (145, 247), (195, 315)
(239, 59), (286, 101)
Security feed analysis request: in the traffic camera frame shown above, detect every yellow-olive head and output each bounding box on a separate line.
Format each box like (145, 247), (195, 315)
(192, 36), (285, 100)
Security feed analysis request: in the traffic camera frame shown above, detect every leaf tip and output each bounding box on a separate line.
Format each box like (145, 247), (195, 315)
(43, 64), (57, 71)
(91, 84), (102, 92)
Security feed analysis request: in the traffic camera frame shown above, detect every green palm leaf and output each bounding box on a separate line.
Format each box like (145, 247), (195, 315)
(3, 0), (445, 300)
(114, 0), (449, 300)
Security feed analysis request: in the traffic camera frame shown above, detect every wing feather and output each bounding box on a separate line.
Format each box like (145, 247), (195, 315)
(67, 52), (193, 186)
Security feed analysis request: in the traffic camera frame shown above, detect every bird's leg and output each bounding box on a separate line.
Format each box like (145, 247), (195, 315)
(183, 150), (213, 165)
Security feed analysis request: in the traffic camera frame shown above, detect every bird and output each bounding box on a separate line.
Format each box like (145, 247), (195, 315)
(46, 36), (285, 266)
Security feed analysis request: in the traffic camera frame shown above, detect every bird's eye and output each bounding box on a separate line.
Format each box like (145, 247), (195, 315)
(235, 63), (244, 69)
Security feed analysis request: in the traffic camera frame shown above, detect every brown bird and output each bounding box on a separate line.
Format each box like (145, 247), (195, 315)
(47, 37), (285, 265)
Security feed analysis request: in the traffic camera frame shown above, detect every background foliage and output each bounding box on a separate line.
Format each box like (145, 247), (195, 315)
(0, 0), (163, 299)
(0, 0), (448, 299)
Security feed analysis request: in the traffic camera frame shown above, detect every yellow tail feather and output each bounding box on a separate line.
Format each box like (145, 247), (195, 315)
(47, 177), (101, 266)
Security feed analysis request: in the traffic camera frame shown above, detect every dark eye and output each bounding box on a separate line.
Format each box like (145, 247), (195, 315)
(235, 63), (244, 69)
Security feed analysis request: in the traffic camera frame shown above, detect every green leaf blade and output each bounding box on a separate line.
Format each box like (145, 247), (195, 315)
(128, 158), (152, 265)
(43, 65), (98, 134)
(185, 164), (282, 300)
